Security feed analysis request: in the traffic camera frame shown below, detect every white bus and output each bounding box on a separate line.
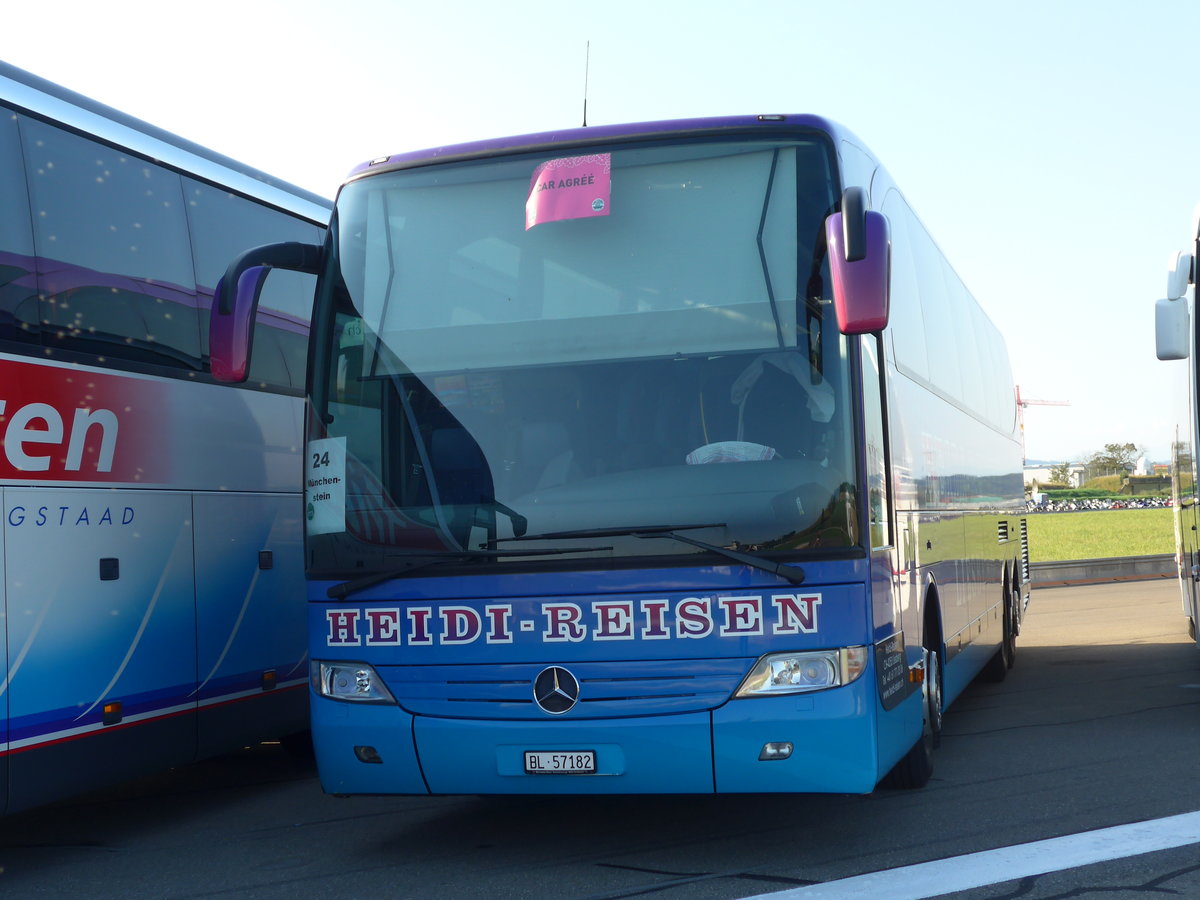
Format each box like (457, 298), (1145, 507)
(0, 60), (330, 813)
(1156, 217), (1200, 646)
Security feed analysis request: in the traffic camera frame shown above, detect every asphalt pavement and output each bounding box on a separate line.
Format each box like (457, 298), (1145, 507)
(0, 578), (1196, 899)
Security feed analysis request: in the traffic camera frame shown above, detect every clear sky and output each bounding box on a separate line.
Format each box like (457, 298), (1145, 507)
(3, 0), (1195, 463)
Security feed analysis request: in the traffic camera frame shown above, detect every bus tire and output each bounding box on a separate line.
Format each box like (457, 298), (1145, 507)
(881, 644), (941, 790)
(1006, 584), (1019, 667)
(980, 585), (1014, 682)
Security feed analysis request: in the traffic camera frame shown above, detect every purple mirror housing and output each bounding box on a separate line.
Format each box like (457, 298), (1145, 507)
(825, 210), (890, 335)
(210, 268), (268, 383)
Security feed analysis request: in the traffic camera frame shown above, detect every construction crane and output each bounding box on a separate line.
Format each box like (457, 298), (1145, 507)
(1016, 385), (1070, 464)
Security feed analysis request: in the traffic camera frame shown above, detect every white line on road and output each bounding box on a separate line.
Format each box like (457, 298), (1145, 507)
(742, 810), (1200, 900)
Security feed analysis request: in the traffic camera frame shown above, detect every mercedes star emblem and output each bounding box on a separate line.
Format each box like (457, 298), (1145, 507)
(532, 666), (580, 715)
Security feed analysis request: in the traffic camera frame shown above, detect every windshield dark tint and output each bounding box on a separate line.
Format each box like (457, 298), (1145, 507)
(309, 136), (857, 574)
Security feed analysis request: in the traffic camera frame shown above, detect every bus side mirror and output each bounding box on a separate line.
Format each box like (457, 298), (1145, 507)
(210, 241), (322, 383)
(1156, 297), (1190, 360)
(826, 187), (890, 335)
(1167, 250), (1193, 301)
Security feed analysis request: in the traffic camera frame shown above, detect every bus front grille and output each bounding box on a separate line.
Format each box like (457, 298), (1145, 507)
(380, 658), (754, 719)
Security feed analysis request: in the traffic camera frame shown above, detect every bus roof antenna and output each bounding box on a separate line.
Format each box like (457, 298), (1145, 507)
(582, 41), (590, 127)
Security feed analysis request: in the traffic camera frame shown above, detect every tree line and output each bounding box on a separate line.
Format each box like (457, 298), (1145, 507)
(1048, 442), (1145, 484)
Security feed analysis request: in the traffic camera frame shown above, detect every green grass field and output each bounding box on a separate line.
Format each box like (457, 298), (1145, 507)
(1025, 509), (1174, 562)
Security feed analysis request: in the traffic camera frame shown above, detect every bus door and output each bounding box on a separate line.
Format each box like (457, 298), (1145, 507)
(860, 336), (899, 636)
(193, 493), (307, 756)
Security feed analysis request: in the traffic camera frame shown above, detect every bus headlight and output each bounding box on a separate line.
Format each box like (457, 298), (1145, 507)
(313, 661), (397, 704)
(734, 647), (868, 697)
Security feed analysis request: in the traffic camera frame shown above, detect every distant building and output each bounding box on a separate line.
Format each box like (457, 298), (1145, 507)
(1023, 464), (1083, 488)
(1023, 465), (1052, 485)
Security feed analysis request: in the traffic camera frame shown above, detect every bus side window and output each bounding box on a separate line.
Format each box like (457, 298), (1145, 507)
(0, 106), (36, 348)
(337, 343), (365, 405)
(21, 116), (201, 369)
(860, 336), (890, 548)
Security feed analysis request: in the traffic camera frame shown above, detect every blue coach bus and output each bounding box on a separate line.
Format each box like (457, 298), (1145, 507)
(0, 61), (329, 813)
(214, 115), (1029, 794)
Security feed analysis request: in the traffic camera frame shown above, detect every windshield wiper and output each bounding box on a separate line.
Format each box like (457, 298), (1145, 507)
(641, 531), (806, 584)
(481, 500), (528, 537)
(498, 523), (805, 585)
(327, 545), (612, 600)
(500, 522), (727, 542)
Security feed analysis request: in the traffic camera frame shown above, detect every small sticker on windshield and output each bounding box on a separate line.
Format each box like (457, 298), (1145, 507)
(525, 153), (611, 230)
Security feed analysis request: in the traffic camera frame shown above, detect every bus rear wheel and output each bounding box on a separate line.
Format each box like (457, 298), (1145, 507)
(980, 585), (1016, 682)
(1006, 585), (1020, 667)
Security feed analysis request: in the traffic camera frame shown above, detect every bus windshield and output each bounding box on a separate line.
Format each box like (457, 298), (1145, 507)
(310, 136), (857, 571)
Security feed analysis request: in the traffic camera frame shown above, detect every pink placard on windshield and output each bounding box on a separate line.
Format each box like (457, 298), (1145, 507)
(525, 153), (611, 230)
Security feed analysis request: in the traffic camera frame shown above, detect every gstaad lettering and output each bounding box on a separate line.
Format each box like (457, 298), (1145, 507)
(7, 504), (135, 527)
(325, 593), (822, 646)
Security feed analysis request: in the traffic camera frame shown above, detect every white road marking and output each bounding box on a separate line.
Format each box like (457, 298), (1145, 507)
(743, 809), (1200, 900)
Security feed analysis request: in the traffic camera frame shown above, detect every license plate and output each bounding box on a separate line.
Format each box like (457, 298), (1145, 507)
(524, 750), (596, 774)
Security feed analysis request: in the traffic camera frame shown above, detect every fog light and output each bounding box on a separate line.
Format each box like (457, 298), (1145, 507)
(354, 745), (383, 764)
(759, 742), (793, 761)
